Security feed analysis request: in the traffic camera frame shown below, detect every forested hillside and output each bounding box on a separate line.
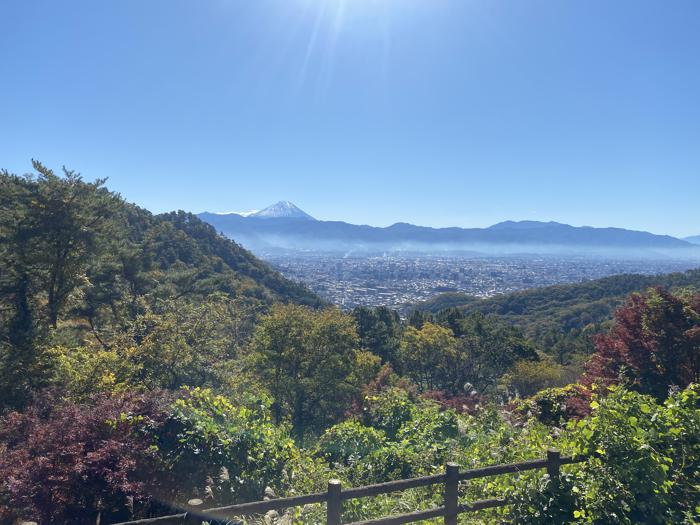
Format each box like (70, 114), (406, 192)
(420, 270), (700, 329)
(0, 163), (320, 407)
(418, 270), (700, 363)
(0, 165), (698, 524)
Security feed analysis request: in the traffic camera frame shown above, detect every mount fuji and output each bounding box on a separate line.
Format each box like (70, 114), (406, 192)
(213, 201), (315, 221)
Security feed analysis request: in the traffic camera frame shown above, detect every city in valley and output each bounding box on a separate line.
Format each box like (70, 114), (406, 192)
(266, 253), (700, 312)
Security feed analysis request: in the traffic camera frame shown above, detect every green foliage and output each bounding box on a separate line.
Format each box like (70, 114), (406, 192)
(0, 165), (321, 410)
(402, 311), (541, 397)
(249, 304), (361, 441)
(157, 388), (302, 506)
(509, 473), (579, 525)
(0, 164), (122, 408)
(420, 270), (700, 365)
(361, 387), (417, 440)
(352, 306), (401, 363)
(395, 401), (459, 448)
(48, 294), (261, 397)
(499, 385), (700, 524)
(4, 161), (122, 328)
(450, 312), (540, 394)
(518, 384), (586, 426)
(123, 295), (245, 390)
(316, 420), (388, 465)
(316, 395), (460, 509)
(394, 401), (459, 470)
(501, 358), (571, 398)
(562, 385), (700, 524)
(398, 322), (457, 391)
(49, 344), (139, 398)
(393, 312), (540, 397)
(348, 350), (383, 393)
(152, 211), (322, 307)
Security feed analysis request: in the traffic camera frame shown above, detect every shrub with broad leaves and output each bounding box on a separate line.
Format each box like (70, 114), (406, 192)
(509, 384), (700, 524)
(155, 387), (302, 507)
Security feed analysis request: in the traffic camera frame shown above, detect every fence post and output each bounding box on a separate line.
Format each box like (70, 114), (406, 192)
(547, 449), (561, 479)
(327, 479), (342, 525)
(444, 462), (459, 525)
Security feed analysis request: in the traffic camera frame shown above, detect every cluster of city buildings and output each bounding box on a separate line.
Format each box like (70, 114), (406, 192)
(267, 254), (697, 313)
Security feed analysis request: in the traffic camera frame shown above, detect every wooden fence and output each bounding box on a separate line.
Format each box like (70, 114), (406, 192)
(115, 449), (585, 525)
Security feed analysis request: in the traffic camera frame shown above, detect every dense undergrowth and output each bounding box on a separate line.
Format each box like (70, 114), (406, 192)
(1, 383), (698, 524)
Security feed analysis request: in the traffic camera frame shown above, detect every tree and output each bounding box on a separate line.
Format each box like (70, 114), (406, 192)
(125, 294), (250, 390)
(0, 165), (122, 409)
(407, 309), (431, 329)
(586, 287), (700, 398)
(0, 174), (44, 408)
(19, 161), (122, 327)
(51, 294), (254, 396)
(398, 322), (457, 391)
(249, 305), (360, 441)
(451, 313), (539, 394)
(157, 388), (300, 507)
(352, 306), (401, 363)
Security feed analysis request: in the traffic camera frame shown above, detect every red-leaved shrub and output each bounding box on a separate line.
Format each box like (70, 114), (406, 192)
(0, 390), (171, 524)
(584, 288), (700, 399)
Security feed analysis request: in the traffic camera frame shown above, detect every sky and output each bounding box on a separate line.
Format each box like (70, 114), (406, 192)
(1, 0), (699, 236)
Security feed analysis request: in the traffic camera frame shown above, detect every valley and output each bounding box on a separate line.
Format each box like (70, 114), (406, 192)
(266, 252), (700, 312)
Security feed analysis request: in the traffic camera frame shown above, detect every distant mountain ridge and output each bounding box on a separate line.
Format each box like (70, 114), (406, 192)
(488, 220), (565, 230)
(198, 203), (698, 258)
(685, 235), (700, 245)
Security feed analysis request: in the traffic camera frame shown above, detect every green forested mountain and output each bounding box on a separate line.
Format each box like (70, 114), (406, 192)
(0, 163), (320, 329)
(418, 269), (700, 336)
(148, 210), (322, 307)
(415, 269), (700, 368)
(0, 164), (320, 408)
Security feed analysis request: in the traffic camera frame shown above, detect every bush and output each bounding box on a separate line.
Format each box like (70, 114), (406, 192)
(155, 387), (302, 506)
(571, 385), (700, 523)
(396, 402), (458, 450)
(361, 387), (417, 439)
(519, 384), (590, 425)
(501, 358), (569, 398)
(508, 472), (579, 525)
(508, 384), (700, 524)
(48, 345), (140, 399)
(316, 420), (387, 465)
(0, 391), (170, 524)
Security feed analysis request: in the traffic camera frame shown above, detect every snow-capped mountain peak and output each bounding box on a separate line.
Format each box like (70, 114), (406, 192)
(250, 201), (315, 220)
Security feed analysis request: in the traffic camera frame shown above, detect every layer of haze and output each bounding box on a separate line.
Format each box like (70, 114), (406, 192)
(1, 0), (699, 236)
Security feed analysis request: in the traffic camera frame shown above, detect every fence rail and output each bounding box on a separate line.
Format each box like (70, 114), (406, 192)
(115, 449), (586, 525)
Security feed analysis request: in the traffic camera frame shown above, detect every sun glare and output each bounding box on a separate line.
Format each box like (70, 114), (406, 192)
(289, 0), (414, 92)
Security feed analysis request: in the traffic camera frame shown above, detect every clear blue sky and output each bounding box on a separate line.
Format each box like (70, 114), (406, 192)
(1, 1), (699, 236)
